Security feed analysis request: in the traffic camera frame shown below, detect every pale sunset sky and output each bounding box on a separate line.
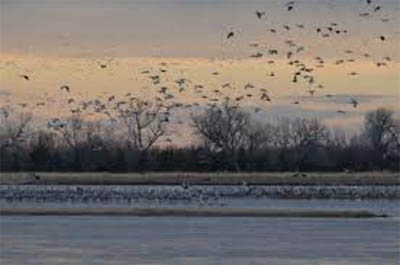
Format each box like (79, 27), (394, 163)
(0, 0), (399, 142)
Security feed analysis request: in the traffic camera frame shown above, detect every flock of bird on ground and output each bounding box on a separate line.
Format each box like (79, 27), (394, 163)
(0, 0), (396, 143)
(1, 180), (398, 205)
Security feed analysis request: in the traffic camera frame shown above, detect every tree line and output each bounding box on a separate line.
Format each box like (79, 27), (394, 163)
(1, 101), (399, 172)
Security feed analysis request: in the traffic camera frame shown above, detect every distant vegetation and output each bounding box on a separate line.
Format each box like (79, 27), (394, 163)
(0, 103), (399, 172)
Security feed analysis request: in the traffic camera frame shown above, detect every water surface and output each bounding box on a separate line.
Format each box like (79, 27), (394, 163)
(1, 216), (399, 265)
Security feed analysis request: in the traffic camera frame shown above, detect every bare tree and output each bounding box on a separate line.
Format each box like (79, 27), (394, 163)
(114, 99), (166, 152)
(192, 100), (250, 170)
(325, 128), (351, 170)
(364, 108), (399, 169)
(273, 117), (327, 171)
(84, 120), (114, 151)
(244, 121), (274, 153)
(48, 115), (85, 151)
(29, 130), (57, 170)
(389, 119), (400, 156)
(48, 114), (88, 169)
(0, 110), (32, 151)
(326, 128), (348, 150)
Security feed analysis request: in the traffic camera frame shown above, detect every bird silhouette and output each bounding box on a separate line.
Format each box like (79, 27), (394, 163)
(261, 93), (271, 101)
(350, 98), (358, 108)
(244, 83), (255, 89)
(250, 52), (263, 58)
(373, 6), (381, 12)
(255, 11), (266, 19)
(160, 87), (168, 94)
(60, 85), (70, 92)
(20, 75), (30, 81)
(227, 31), (235, 39)
(308, 90), (315, 96)
(268, 49), (278, 55)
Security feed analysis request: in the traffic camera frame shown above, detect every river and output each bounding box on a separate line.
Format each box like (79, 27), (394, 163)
(1, 215), (399, 265)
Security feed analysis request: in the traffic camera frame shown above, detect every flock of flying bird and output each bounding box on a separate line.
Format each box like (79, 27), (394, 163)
(222, 0), (393, 111)
(1, 0), (396, 139)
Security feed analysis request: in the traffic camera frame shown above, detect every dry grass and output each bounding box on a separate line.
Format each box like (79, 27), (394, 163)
(0, 207), (386, 218)
(0, 172), (399, 185)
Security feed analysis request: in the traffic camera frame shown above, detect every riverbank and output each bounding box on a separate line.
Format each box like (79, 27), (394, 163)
(1, 172), (399, 185)
(0, 207), (386, 218)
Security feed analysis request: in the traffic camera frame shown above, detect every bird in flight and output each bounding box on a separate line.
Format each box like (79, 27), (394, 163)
(244, 83), (255, 90)
(261, 93), (271, 102)
(350, 98), (358, 108)
(227, 31), (235, 39)
(286, 3), (295, 11)
(359, 12), (370, 17)
(373, 6), (381, 12)
(268, 49), (278, 55)
(250, 52), (263, 58)
(222, 83), (231, 89)
(255, 11), (266, 19)
(20, 74), (30, 81)
(249, 42), (259, 47)
(60, 85), (70, 92)
(160, 87), (168, 94)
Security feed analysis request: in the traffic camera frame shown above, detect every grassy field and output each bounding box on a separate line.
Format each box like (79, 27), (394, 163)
(1, 172), (399, 185)
(0, 207), (386, 218)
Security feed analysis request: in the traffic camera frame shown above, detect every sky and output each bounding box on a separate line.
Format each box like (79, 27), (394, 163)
(0, 0), (399, 143)
(2, 0), (400, 58)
